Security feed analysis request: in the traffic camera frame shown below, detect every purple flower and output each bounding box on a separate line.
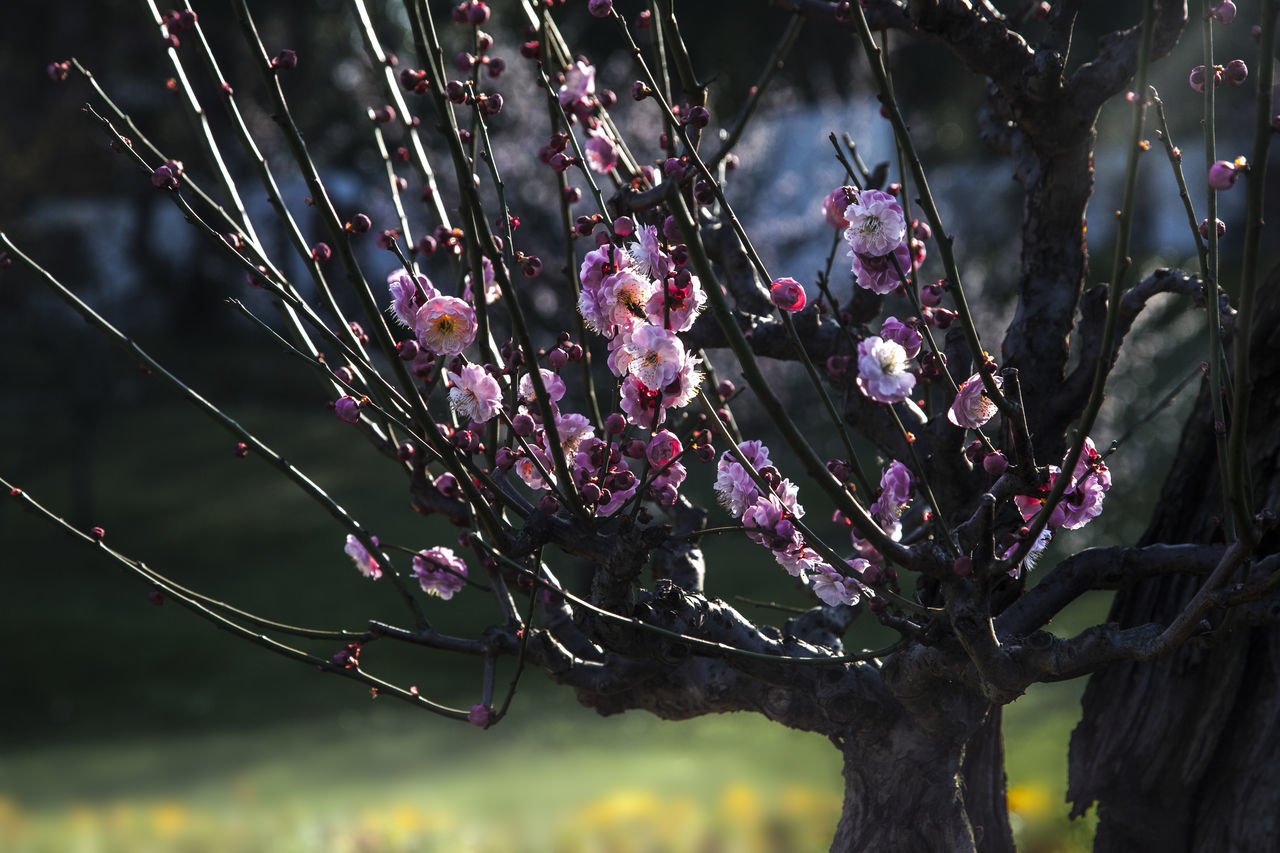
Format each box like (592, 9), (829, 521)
(619, 374), (666, 428)
(870, 460), (912, 527)
(879, 316), (921, 359)
(447, 364), (503, 424)
(856, 336), (916, 404)
(633, 224), (673, 281)
(948, 372), (1003, 429)
(412, 546), (468, 600)
(714, 440), (771, 517)
(644, 272), (706, 332)
(557, 60), (596, 113)
(518, 368), (567, 405)
(584, 131), (618, 174)
(344, 534), (381, 579)
(811, 563), (864, 607)
(851, 241), (912, 295)
(843, 189), (906, 258)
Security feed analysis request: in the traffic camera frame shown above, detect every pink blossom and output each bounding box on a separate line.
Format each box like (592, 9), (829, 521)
(644, 273), (705, 332)
(870, 460), (912, 526)
(633, 224), (673, 281)
(948, 372), (1003, 429)
(1004, 527), (1052, 580)
(650, 459), (686, 495)
(742, 493), (799, 550)
(344, 534), (381, 579)
(388, 269), (438, 327)
(549, 410), (595, 457)
(584, 131), (618, 173)
(775, 547), (822, 581)
(658, 350), (703, 410)
(597, 269), (658, 339)
(518, 368), (567, 405)
(879, 316), (921, 359)
(851, 241), (912, 295)
(619, 374), (666, 428)
(769, 277), (806, 312)
(856, 336), (916, 404)
(463, 255), (502, 305)
(412, 546), (468, 599)
(619, 324), (685, 390)
(714, 440), (771, 517)
(843, 189), (906, 258)
(415, 296), (477, 356)
(447, 364), (503, 424)
(557, 60), (596, 113)
(1014, 438), (1111, 532)
(647, 429), (683, 467)
(811, 563), (864, 607)
(514, 448), (552, 490)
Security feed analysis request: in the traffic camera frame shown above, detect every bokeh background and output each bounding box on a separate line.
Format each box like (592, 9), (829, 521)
(1, 2), (1270, 850)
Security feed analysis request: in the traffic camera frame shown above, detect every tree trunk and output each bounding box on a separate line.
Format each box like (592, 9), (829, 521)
(830, 687), (1015, 852)
(1069, 269), (1280, 851)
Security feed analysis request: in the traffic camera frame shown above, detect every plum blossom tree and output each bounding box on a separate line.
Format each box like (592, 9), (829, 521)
(3, 0), (1278, 850)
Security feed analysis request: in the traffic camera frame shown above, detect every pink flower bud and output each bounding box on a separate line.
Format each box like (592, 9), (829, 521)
(47, 61), (70, 81)
(349, 213), (372, 233)
(150, 164), (178, 190)
(631, 80), (650, 101)
(334, 396), (361, 423)
(467, 2), (490, 25)
(695, 444), (715, 463)
(686, 105), (710, 129)
(952, 556), (973, 577)
(1208, 159), (1242, 191)
(920, 281), (945, 307)
(1224, 59), (1248, 86)
(511, 413), (535, 436)
(372, 105), (396, 123)
(539, 494), (560, 514)
(311, 242), (331, 261)
(1210, 0), (1236, 23)
(717, 380), (735, 399)
(769, 277), (806, 312)
(982, 451), (1009, 476)
(822, 187), (856, 228)
(90, 526), (106, 541)
(468, 703), (492, 727)
(547, 348), (568, 370)
(588, 0), (613, 16)
(435, 473), (460, 498)
(1199, 218), (1226, 240)
(397, 441), (415, 462)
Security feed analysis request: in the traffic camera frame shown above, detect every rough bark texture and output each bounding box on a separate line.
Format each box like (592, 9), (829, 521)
(1069, 273), (1280, 851)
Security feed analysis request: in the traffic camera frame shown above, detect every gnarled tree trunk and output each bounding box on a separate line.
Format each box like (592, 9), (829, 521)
(1070, 271), (1280, 851)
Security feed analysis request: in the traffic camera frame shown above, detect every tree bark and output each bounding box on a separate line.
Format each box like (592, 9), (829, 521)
(830, 678), (1015, 853)
(1069, 270), (1280, 851)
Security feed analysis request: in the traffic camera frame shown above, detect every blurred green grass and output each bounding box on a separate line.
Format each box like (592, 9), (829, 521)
(1, 393), (1103, 850)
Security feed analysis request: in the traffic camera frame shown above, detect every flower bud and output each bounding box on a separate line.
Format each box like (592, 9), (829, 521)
(581, 482), (602, 503)
(150, 164), (178, 190)
(372, 105), (396, 123)
(487, 57), (506, 78)
(234, 442), (249, 458)
(717, 380), (735, 399)
(1199, 218), (1226, 240)
(311, 242), (331, 261)
(623, 438), (647, 459)
(631, 80), (650, 101)
(1210, 0), (1236, 24)
(547, 347), (568, 370)
(271, 49), (298, 71)
(588, 0), (613, 16)
(511, 413), (535, 436)
(435, 473), (460, 498)
(695, 444), (715, 463)
(952, 556), (973, 577)
(686, 105), (710, 129)
(769, 277), (806, 312)
(495, 446), (517, 470)
(920, 281), (945, 307)
(1208, 159), (1242, 191)
(982, 451), (1009, 476)
(89, 526), (106, 541)
(467, 2), (490, 25)
(334, 396), (361, 424)
(1189, 65), (1208, 94)
(1224, 59), (1248, 86)
(349, 213), (372, 233)
(539, 494), (560, 514)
